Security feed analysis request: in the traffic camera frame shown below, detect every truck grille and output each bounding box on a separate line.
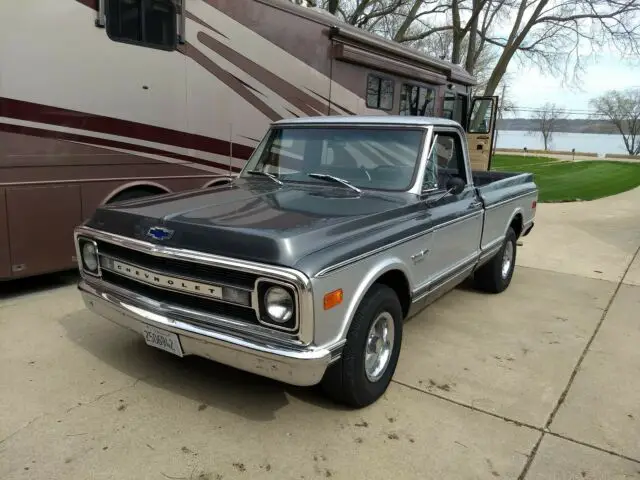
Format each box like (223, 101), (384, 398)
(96, 240), (259, 289)
(93, 240), (268, 329)
(101, 271), (258, 324)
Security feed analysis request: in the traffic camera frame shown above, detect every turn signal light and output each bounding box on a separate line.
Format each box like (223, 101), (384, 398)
(532, 200), (537, 209)
(323, 289), (343, 310)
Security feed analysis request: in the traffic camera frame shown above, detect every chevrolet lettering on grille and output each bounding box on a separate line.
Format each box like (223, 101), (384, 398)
(106, 259), (223, 299)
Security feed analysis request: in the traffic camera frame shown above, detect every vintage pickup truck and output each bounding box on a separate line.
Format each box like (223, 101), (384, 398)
(74, 116), (537, 407)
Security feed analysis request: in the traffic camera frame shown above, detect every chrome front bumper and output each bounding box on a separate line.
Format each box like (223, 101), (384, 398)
(78, 279), (335, 386)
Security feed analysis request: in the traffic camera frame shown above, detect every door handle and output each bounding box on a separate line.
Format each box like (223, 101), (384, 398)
(411, 249), (429, 264)
(469, 201), (483, 209)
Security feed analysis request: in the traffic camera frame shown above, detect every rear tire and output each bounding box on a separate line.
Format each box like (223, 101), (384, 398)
(321, 284), (403, 408)
(474, 227), (517, 293)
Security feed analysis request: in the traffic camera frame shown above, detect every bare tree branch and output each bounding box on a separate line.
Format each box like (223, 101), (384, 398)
(590, 87), (640, 155)
(301, 0), (640, 104)
(530, 102), (568, 150)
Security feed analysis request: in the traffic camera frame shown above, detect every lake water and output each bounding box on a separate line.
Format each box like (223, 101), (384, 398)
(495, 130), (629, 157)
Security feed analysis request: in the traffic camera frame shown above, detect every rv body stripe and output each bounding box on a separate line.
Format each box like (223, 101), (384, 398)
(0, 97), (256, 160)
(0, 118), (245, 173)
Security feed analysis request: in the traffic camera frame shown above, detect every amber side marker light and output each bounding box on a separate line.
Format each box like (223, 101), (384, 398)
(532, 200), (537, 209)
(324, 289), (343, 310)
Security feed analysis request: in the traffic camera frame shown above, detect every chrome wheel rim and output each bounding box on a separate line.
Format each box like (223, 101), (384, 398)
(364, 312), (395, 382)
(502, 241), (514, 279)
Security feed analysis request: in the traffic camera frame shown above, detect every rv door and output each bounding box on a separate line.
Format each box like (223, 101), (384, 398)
(466, 96), (498, 171)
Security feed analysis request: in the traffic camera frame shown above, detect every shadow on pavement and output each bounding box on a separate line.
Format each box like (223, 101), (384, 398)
(59, 308), (350, 421)
(0, 270), (79, 301)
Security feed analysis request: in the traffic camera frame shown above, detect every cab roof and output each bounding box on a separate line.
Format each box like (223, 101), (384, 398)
(272, 115), (463, 128)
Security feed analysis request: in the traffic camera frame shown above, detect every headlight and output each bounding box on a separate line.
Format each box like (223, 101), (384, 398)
(79, 239), (99, 274)
(264, 286), (294, 324)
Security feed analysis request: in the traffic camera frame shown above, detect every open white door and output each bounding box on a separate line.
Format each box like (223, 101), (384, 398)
(466, 96), (498, 171)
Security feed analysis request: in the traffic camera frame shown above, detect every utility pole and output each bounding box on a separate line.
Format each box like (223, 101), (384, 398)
(493, 83), (507, 156)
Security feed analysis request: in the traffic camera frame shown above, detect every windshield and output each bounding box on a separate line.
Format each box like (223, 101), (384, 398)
(241, 126), (426, 191)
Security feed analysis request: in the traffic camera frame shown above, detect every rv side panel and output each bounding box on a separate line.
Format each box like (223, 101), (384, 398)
(0, 190), (9, 279)
(206, 0), (377, 118)
(6, 185), (83, 277)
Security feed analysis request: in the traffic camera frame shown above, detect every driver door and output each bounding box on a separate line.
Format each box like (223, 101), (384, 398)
(413, 129), (483, 298)
(466, 96), (498, 171)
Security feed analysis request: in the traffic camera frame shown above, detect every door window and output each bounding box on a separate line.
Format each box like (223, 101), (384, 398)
(468, 98), (495, 134)
(423, 132), (467, 192)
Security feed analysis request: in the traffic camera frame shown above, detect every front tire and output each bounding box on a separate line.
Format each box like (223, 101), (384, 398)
(474, 226), (517, 293)
(321, 284), (403, 408)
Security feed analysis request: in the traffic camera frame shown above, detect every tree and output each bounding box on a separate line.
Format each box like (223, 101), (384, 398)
(477, 0), (640, 97)
(531, 102), (567, 150)
(304, 0), (640, 99)
(590, 88), (640, 156)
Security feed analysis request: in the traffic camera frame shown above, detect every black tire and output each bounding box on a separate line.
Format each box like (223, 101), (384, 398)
(474, 226), (517, 293)
(320, 283), (403, 408)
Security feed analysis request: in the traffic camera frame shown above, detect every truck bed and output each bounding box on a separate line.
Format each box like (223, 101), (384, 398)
(471, 169), (538, 251)
(472, 170), (535, 189)
(473, 170), (536, 207)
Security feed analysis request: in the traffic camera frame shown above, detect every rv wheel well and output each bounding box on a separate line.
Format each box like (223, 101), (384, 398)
(105, 184), (169, 204)
(374, 270), (411, 319)
(203, 177), (234, 188)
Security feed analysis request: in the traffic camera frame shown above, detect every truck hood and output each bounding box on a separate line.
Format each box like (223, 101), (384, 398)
(86, 178), (416, 268)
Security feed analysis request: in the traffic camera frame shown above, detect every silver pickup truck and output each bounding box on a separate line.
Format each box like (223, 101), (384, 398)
(74, 116), (538, 408)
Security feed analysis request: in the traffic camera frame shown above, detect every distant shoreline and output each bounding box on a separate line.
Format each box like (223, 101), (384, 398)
(497, 119), (628, 135)
(495, 129), (633, 157)
(495, 148), (640, 161)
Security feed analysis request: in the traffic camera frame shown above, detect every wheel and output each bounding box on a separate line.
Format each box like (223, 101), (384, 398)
(474, 226), (517, 293)
(320, 283), (403, 408)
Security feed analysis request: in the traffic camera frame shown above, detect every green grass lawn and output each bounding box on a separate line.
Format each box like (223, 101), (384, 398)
(491, 154), (640, 202)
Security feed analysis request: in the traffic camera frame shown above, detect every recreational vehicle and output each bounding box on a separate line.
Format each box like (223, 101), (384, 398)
(0, 0), (497, 280)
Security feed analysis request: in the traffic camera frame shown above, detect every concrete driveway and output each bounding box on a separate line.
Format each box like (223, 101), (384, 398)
(1, 188), (639, 480)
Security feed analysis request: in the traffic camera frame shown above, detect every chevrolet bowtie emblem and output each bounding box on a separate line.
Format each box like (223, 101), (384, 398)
(147, 226), (174, 241)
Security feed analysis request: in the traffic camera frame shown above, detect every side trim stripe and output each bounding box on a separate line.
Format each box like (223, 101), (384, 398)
(314, 210), (483, 277)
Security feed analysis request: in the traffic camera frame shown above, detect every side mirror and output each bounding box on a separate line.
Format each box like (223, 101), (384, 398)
(446, 176), (466, 195)
(425, 176), (466, 205)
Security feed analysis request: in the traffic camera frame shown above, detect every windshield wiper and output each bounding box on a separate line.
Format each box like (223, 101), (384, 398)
(246, 170), (283, 185)
(307, 173), (361, 193)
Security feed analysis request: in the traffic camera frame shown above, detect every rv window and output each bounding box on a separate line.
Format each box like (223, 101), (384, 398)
(443, 93), (456, 120)
(366, 75), (394, 111)
(443, 92), (468, 126)
(106, 0), (178, 50)
(399, 84), (436, 117)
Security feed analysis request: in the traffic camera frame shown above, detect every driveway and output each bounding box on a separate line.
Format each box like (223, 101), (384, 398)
(1, 188), (639, 480)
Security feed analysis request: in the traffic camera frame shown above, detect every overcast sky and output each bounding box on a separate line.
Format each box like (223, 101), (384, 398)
(504, 54), (639, 118)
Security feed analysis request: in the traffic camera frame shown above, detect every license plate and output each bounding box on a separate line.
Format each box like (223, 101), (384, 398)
(142, 325), (184, 357)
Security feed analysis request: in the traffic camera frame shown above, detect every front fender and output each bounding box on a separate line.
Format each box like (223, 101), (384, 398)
(341, 258), (412, 338)
(311, 255), (413, 348)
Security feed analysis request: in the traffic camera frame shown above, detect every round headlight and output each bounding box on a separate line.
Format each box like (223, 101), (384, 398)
(264, 286), (294, 324)
(82, 242), (99, 272)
